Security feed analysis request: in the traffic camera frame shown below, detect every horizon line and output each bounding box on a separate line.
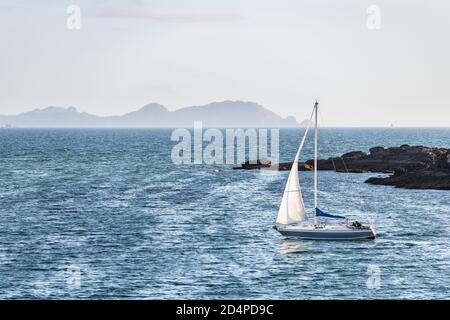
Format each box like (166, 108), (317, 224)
(2, 126), (450, 129)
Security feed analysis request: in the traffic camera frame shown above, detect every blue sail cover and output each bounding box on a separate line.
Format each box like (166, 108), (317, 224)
(315, 208), (345, 219)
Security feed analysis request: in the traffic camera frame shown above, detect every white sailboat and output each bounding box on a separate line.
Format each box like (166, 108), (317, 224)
(274, 101), (376, 240)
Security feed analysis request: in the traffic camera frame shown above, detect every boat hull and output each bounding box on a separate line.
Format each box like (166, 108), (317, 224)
(276, 225), (376, 240)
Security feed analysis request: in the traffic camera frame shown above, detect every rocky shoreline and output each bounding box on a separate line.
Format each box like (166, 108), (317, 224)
(233, 145), (450, 190)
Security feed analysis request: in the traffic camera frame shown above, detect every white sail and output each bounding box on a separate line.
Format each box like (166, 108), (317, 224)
(276, 112), (314, 225)
(276, 153), (306, 224)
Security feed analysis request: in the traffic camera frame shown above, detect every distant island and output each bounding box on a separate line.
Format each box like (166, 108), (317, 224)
(0, 101), (302, 128)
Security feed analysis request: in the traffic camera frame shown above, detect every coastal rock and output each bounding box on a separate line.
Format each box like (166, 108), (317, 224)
(438, 153), (450, 169)
(342, 151), (367, 159)
(234, 145), (450, 190)
(366, 169), (450, 190)
(392, 167), (408, 176)
(234, 161), (311, 171)
(363, 147), (450, 189)
(234, 159), (272, 169)
(336, 169), (368, 173)
(369, 146), (385, 154)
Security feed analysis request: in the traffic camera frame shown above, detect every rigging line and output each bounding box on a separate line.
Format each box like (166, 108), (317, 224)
(315, 101), (367, 213)
(317, 100), (325, 129)
(317, 102), (338, 173)
(293, 107), (315, 163)
(331, 157), (337, 172)
(318, 101), (366, 212)
(340, 156), (350, 173)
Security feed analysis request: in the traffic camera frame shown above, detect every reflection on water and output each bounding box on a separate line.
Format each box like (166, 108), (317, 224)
(278, 240), (310, 254)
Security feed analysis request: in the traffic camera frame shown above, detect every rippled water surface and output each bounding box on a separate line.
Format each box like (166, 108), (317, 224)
(0, 128), (449, 299)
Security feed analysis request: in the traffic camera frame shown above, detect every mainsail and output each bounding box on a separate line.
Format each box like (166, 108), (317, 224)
(275, 112), (314, 225)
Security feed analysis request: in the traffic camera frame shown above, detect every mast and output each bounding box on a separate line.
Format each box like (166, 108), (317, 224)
(313, 100), (318, 226)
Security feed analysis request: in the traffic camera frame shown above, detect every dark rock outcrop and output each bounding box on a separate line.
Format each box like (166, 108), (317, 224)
(233, 159), (272, 170)
(233, 144), (450, 190)
(342, 151), (367, 159)
(366, 169), (450, 190)
(369, 146), (385, 154)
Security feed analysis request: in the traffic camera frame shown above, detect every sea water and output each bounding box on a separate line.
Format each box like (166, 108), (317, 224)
(0, 128), (449, 299)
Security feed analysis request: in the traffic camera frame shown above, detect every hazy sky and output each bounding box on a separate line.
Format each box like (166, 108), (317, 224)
(0, 0), (449, 126)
